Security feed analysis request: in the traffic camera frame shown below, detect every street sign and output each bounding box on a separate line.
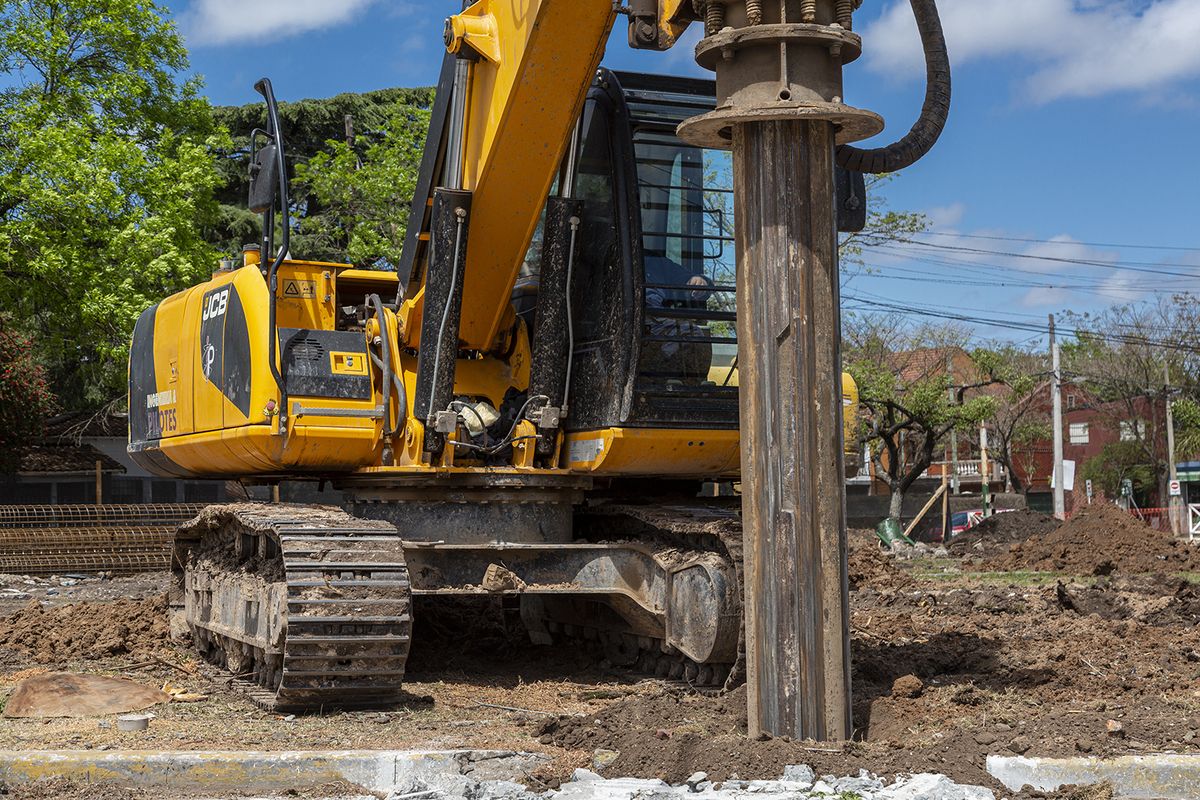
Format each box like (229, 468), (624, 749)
(1170, 480), (1182, 497)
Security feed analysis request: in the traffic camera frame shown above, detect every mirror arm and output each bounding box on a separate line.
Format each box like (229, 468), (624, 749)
(253, 78), (292, 433)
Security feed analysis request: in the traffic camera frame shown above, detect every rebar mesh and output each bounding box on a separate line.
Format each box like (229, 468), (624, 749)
(0, 504), (208, 575)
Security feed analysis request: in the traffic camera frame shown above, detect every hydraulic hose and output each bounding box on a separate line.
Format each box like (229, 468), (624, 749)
(836, 0), (950, 174)
(368, 293), (406, 436)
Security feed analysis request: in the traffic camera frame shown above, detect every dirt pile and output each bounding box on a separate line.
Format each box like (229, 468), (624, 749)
(848, 537), (912, 591)
(538, 572), (1200, 790)
(949, 509), (1060, 557)
(983, 504), (1200, 575)
(0, 595), (170, 664)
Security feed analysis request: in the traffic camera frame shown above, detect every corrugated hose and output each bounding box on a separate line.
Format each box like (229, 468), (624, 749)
(836, 0), (950, 173)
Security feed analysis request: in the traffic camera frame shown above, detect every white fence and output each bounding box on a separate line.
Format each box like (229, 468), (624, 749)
(1190, 504), (1200, 541)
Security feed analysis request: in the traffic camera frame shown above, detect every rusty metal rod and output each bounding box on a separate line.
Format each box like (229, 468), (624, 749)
(733, 118), (851, 741)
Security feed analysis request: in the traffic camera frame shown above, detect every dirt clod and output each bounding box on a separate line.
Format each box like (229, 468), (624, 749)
(890, 674), (923, 699)
(847, 536), (911, 590)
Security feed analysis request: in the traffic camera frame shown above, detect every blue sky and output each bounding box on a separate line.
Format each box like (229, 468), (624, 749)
(162, 0), (1200, 346)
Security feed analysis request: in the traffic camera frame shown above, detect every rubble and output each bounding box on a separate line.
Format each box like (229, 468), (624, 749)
(384, 767), (994, 800)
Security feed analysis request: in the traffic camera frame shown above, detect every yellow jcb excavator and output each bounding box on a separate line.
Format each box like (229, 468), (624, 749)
(127, 0), (949, 725)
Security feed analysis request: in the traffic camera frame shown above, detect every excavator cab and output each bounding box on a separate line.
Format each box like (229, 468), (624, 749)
(518, 69), (864, 450)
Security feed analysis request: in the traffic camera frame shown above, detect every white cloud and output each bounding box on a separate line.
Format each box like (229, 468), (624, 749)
(182, 0), (380, 46)
(925, 202), (966, 230)
(1015, 235), (1120, 274)
(862, 0), (1200, 103)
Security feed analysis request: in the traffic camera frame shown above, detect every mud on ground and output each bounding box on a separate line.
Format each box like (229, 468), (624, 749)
(1, 541), (1198, 799)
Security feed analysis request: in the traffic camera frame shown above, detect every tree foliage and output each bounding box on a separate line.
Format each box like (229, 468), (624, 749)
(979, 345), (1050, 492)
(208, 87), (434, 267)
(0, 0), (225, 408)
(0, 321), (57, 471)
(1080, 441), (1154, 502)
(839, 174), (930, 280)
(844, 315), (1000, 521)
(1062, 295), (1200, 498)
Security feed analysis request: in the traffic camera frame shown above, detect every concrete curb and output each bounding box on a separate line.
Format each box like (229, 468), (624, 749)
(987, 754), (1200, 799)
(0, 749), (544, 794)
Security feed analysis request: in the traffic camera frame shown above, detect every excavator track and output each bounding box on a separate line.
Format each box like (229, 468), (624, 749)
(174, 504), (412, 713)
(574, 500), (745, 691)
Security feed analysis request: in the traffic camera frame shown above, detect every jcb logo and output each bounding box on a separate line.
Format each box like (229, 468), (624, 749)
(203, 289), (230, 321)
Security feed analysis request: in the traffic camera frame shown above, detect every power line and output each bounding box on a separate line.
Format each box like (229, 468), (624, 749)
(842, 294), (1200, 355)
(909, 230), (1200, 254)
(846, 286), (1192, 338)
(889, 239), (1200, 280)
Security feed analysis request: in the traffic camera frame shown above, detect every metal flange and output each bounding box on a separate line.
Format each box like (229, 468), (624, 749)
(679, 101), (882, 150)
(680, 16), (883, 150)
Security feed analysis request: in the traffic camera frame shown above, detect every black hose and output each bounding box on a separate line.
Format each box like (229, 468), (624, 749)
(369, 352), (408, 427)
(369, 294), (405, 437)
(836, 0), (950, 174)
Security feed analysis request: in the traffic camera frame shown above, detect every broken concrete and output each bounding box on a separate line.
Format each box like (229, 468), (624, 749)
(439, 766), (994, 800)
(0, 749), (544, 795)
(988, 754), (1200, 799)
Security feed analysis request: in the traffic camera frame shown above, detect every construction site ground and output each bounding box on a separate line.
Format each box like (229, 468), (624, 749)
(1, 506), (1198, 799)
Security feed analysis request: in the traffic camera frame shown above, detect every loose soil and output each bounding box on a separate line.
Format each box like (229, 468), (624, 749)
(2, 524), (1199, 799)
(950, 509), (1062, 558)
(984, 503), (1200, 575)
(0, 595), (171, 665)
(847, 536), (912, 590)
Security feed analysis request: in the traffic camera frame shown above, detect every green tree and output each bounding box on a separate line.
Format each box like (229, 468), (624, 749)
(979, 345), (1050, 493)
(1063, 296), (1200, 501)
(208, 87), (435, 265)
(1081, 441), (1155, 503)
(0, 0), (225, 408)
(0, 322), (57, 472)
(844, 315), (999, 523)
(1173, 396), (1200, 461)
(292, 102), (429, 269)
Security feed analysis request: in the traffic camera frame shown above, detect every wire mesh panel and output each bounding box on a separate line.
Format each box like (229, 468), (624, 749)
(0, 504), (205, 528)
(0, 504), (209, 575)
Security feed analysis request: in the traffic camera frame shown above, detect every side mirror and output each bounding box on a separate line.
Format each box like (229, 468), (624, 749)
(248, 143), (280, 215)
(835, 167), (867, 234)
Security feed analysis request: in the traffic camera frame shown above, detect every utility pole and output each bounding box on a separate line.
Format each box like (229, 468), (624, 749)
(1166, 361), (1181, 536)
(947, 353), (960, 495)
(1050, 314), (1066, 520)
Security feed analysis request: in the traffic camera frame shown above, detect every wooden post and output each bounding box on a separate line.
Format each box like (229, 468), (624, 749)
(941, 470), (950, 541)
(95, 460), (103, 506)
(735, 119), (851, 741)
(903, 481), (947, 540)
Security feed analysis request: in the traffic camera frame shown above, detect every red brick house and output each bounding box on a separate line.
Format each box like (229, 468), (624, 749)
(1009, 382), (1171, 506)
